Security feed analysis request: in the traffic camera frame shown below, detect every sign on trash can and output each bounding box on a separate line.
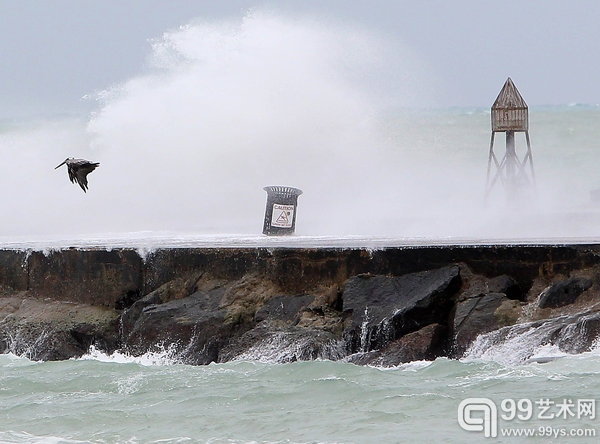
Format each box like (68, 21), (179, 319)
(262, 186), (303, 235)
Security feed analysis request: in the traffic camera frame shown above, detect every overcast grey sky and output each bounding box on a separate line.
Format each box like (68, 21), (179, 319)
(2, 0), (600, 119)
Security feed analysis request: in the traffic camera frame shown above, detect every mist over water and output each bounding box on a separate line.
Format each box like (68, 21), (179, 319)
(87, 12), (401, 236)
(1, 11), (599, 241)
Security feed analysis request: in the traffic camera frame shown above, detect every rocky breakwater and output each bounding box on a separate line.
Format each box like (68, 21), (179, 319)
(1, 245), (600, 365)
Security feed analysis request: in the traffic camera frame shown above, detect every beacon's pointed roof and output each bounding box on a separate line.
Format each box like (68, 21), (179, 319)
(492, 77), (528, 110)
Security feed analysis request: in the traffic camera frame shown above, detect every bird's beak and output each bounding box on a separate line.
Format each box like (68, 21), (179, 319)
(55, 160), (67, 169)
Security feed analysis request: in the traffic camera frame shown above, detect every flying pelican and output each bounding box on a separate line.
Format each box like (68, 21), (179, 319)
(55, 158), (100, 192)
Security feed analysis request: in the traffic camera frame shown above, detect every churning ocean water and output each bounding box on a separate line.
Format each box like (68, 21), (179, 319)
(2, 343), (600, 443)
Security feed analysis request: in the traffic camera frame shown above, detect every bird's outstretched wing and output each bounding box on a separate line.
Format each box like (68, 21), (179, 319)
(68, 159), (100, 192)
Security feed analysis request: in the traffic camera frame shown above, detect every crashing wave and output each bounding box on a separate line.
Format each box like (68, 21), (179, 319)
(78, 344), (182, 366)
(463, 311), (600, 365)
(231, 330), (346, 364)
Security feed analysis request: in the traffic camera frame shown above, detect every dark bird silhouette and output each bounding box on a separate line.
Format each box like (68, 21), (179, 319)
(55, 158), (100, 192)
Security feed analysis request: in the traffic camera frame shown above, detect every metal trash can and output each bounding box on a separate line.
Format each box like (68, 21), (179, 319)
(262, 186), (303, 235)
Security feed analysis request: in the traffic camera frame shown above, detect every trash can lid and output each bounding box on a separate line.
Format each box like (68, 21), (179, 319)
(263, 186), (303, 197)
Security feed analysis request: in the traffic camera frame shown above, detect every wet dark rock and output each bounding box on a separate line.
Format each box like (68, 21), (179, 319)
(550, 311), (600, 353)
(342, 266), (461, 353)
(488, 275), (523, 300)
(254, 294), (315, 324)
(453, 293), (521, 356)
(466, 310), (600, 363)
(348, 323), (447, 367)
(538, 277), (593, 308)
(218, 322), (344, 363)
(120, 272), (300, 364)
(0, 297), (119, 360)
(219, 290), (340, 363)
(120, 276), (197, 343)
(2, 245), (600, 365)
(121, 286), (235, 365)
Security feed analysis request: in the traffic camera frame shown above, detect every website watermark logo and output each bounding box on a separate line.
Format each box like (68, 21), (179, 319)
(458, 397), (596, 439)
(458, 398), (498, 437)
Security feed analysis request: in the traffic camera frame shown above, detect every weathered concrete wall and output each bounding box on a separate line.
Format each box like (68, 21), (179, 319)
(2, 245), (598, 307)
(0, 250), (28, 291)
(26, 249), (143, 308)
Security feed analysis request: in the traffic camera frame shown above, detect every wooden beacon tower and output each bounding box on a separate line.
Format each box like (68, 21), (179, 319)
(485, 77), (535, 198)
